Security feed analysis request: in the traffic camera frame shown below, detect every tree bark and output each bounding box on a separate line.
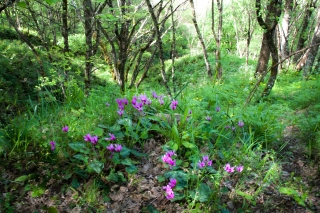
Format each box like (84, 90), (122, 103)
(293, 0), (316, 63)
(145, 0), (172, 97)
(296, 8), (320, 77)
(189, 0), (212, 78)
(62, 0), (69, 52)
(279, 0), (293, 66)
(170, 0), (176, 94)
(255, 0), (282, 97)
(255, 33), (271, 78)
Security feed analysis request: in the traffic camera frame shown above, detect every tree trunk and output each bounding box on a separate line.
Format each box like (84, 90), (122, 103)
(254, 33), (271, 78)
(189, 0), (212, 78)
(145, 0), (172, 97)
(296, 8), (320, 77)
(255, 0), (282, 97)
(211, 0), (223, 79)
(83, 0), (94, 95)
(279, 0), (293, 66)
(170, 0), (177, 94)
(62, 0), (69, 52)
(293, 0), (316, 63)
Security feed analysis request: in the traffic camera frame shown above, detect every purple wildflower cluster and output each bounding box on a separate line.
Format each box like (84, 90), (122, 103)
(49, 141), (56, 150)
(131, 94), (151, 112)
(161, 150), (176, 169)
(106, 144), (122, 152)
(84, 133), (98, 145)
(163, 178), (177, 200)
(198, 155), (213, 169)
(170, 100), (178, 110)
(62, 126), (69, 132)
(224, 163), (244, 173)
(151, 91), (164, 105)
(116, 98), (128, 116)
(105, 133), (116, 141)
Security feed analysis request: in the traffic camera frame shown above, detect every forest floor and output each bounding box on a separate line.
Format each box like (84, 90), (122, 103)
(1, 123), (320, 213)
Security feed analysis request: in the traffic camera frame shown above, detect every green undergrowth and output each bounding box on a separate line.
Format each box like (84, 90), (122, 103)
(1, 54), (320, 212)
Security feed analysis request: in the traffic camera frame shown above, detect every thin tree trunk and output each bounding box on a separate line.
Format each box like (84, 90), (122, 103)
(145, 0), (172, 97)
(293, 0), (316, 63)
(279, 0), (292, 63)
(296, 8), (320, 77)
(189, 0), (212, 78)
(62, 0), (69, 52)
(255, 33), (271, 78)
(170, 0), (176, 94)
(135, 48), (157, 88)
(83, 0), (94, 95)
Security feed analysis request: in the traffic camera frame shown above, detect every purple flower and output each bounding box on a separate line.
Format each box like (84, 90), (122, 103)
(236, 165), (244, 172)
(206, 116), (212, 121)
(162, 151), (176, 169)
(105, 102), (110, 107)
(202, 155), (209, 162)
(139, 94), (148, 104)
(158, 95), (164, 105)
(189, 110), (192, 114)
(207, 160), (213, 166)
(105, 133), (116, 141)
(198, 160), (206, 169)
(131, 96), (138, 106)
(225, 125), (231, 129)
(216, 106), (221, 112)
(170, 100), (178, 110)
(232, 126), (236, 131)
(117, 109), (124, 116)
(224, 163), (235, 173)
(114, 144), (122, 152)
(106, 144), (115, 152)
(168, 178), (177, 188)
(84, 134), (92, 142)
(62, 126), (69, 132)
(152, 91), (158, 99)
(90, 136), (98, 145)
(238, 120), (244, 128)
(163, 185), (175, 200)
(49, 141), (56, 151)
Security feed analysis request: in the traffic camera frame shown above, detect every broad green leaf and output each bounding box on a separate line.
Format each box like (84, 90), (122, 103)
(120, 146), (131, 157)
(93, 127), (104, 136)
(130, 149), (147, 157)
(279, 187), (298, 196)
(47, 206), (59, 213)
(146, 204), (160, 213)
(171, 125), (180, 142)
(182, 141), (197, 149)
(172, 191), (185, 201)
(164, 170), (189, 190)
(236, 190), (254, 202)
(17, 2), (27, 8)
(125, 165), (138, 174)
(157, 175), (165, 182)
(68, 142), (89, 154)
(15, 175), (29, 182)
(73, 154), (88, 164)
(121, 158), (134, 166)
(31, 185), (45, 197)
(189, 183), (211, 203)
(71, 178), (80, 188)
(88, 160), (104, 174)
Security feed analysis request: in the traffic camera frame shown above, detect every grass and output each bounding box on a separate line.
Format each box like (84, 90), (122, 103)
(1, 49), (320, 212)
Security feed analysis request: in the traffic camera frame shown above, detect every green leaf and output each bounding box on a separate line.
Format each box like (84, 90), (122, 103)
(182, 141), (197, 149)
(93, 127), (104, 136)
(73, 154), (88, 164)
(189, 183), (211, 202)
(157, 175), (165, 183)
(47, 206), (59, 213)
(17, 2), (27, 8)
(164, 170), (189, 190)
(88, 160), (104, 174)
(71, 178), (80, 188)
(172, 191), (185, 201)
(146, 204), (160, 213)
(15, 175), (29, 182)
(171, 125), (180, 142)
(45, 0), (61, 4)
(130, 149), (147, 157)
(125, 164), (138, 174)
(68, 142), (89, 154)
(106, 169), (126, 183)
(31, 185), (46, 197)
(120, 146), (131, 157)
(121, 158), (134, 166)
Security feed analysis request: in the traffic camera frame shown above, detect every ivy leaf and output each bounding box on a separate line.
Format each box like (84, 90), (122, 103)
(88, 160), (104, 174)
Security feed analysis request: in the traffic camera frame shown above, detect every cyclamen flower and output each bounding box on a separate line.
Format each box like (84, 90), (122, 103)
(162, 150), (176, 169)
(168, 178), (177, 188)
(106, 144), (122, 153)
(224, 163), (235, 173)
(238, 120), (244, 128)
(152, 91), (158, 99)
(105, 133), (116, 141)
(163, 185), (175, 200)
(236, 165), (244, 172)
(216, 106), (221, 112)
(159, 96), (164, 105)
(206, 116), (212, 121)
(49, 141), (56, 150)
(198, 155), (213, 169)
(198, 160), (206, 169)
(62, 126), (69, 132)
(84, 133), (92, 142)
(170, 100), (178, 110)
(105, 102), (110, 107)
(189, 110), (192, 114)
(117, 109), (124, 116)
(84, 134), (98, 145)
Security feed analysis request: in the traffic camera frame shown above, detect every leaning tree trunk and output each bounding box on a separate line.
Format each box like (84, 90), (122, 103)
(189, 0), (213, 78)
(255, 0), (282, 97)
(293, 0), (316, 63)
(279, 0), (293, 67)
(145, 0), (172, 97)
(296, 8), (320, 77)
(254, 33), (271, 78)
